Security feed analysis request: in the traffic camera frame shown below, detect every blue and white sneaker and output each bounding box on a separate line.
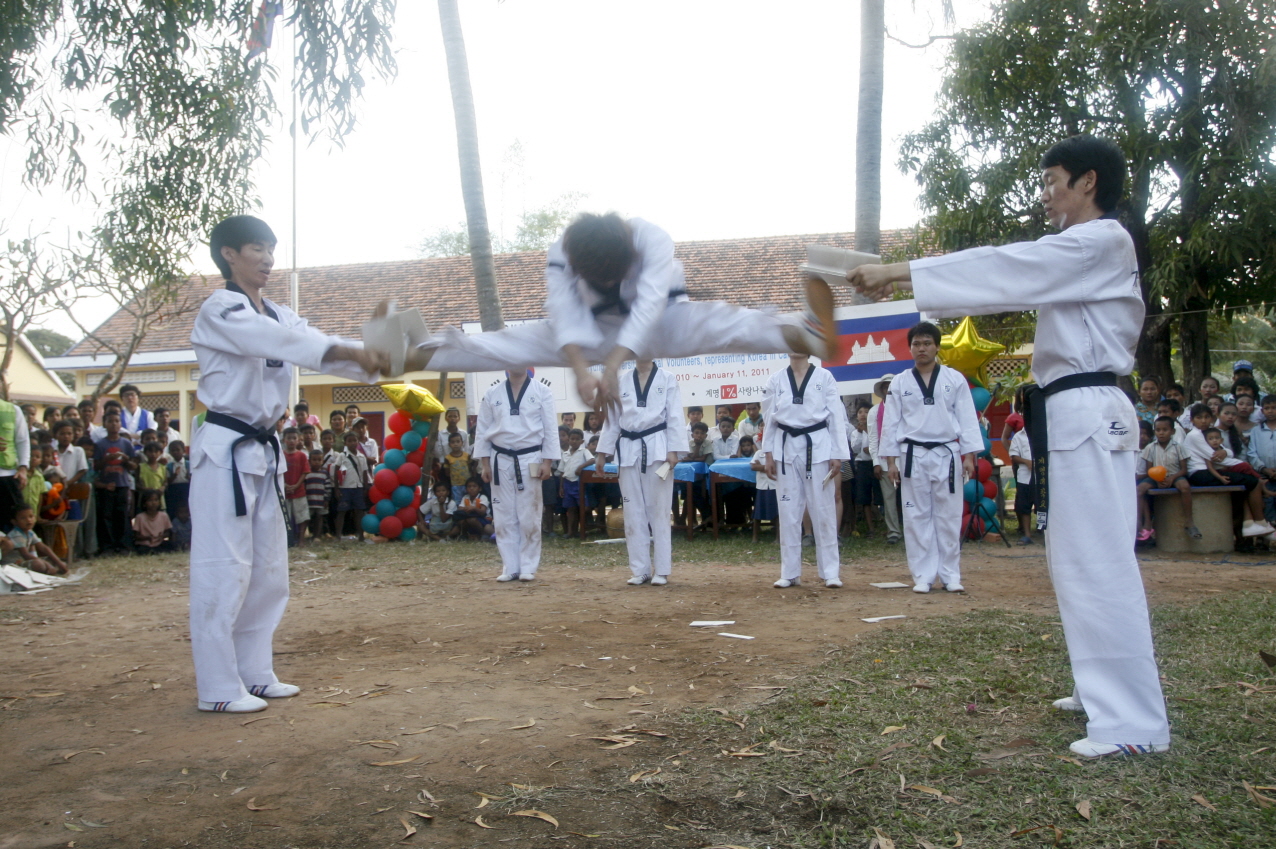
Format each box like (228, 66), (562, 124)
(198, 694), (268, 713)
(248, 683), (299, 699)
(1070, 738), (1169, 758)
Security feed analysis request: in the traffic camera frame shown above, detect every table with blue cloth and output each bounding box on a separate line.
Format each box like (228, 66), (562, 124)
(579, 462), (621, 540)
(707, 458), (758, 540)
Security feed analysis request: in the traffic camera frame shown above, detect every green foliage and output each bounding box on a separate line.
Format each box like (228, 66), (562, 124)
(25, 327), (74, 358)
(1, 1), (398, 395)
(418, 193), (585, 257)
(900, 0), (1276, 379)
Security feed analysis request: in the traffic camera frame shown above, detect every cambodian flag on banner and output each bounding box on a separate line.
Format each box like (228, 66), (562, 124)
(246, 1), (284, 60)
(824, 299), (924, 394)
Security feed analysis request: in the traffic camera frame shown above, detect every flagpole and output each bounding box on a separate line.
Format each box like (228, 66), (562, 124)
(289, 4), (301, 411)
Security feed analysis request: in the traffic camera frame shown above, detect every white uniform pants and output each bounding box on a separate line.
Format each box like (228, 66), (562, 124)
(618, 464), (676, 578)
(899, 446), (963, 588)
(776, 453), (840, 582)
(430, 301), (791, 371)
(190, 466), (288, 703)
(491, 454), (544, 578)
(1046, 439), (1169, 745)
(878, 470), (902, 538)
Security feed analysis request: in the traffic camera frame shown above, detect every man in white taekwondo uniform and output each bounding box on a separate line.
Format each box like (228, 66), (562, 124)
(762, 353), (849, 589)
(595, 359), (688, 586)
(406, 213), (841, 408)
(847, 135), (1170, 759)
(190, 216), (386, 713)
(878, 322), (983, 594)
(474, 368), (557, 582)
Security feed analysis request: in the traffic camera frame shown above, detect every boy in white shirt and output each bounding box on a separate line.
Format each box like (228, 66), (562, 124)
(711, 418), (740, 460)
(1008, 425), (1035, 545)
(560, 429), (593, 538)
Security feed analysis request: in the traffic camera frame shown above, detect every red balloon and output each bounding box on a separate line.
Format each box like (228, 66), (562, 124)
(976, 458), (993, 482)
(407, 448), (426, 467)
(408, 494), (421, 512)
(389, 411), (413, 435)
(374, 468), (400, 494)
(964, 516), (986, 539)
(369, 486), (387, 504)
(983, 479), (997, 499)
(384, 432), (402, 451)
(396, 462), (422, 487)
(395, 505), (418, 528)
(379, 516), (403, 539)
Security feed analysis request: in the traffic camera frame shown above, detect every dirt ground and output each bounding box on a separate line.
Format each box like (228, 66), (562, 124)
(2, 535), (1273, 849)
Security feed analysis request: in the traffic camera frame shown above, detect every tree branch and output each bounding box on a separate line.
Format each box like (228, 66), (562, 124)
(885, 28), (956, 49)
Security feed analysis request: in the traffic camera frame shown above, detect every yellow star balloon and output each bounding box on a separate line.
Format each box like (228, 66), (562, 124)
(939, 317), (1005, 387)
(381, 383), (445, 420)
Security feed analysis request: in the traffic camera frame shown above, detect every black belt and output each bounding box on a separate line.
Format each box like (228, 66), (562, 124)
(492, 443), (541, 490)
(203, 411), (290, 531)
(903, 438), (957, 493)
(1022, 371), (1120, 530)
(590, 288), (687, 317)
(777, 420), (829, 474)
(618, 423), (667, 472)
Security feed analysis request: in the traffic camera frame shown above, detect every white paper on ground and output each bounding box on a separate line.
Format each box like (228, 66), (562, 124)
(869, 581), (910, 589)
(584, 538), (627, 544)
(861, 615), (907, 623)
(801, 245), (881, 288)
(689, 620), (736, 627)
(655, 461), (671, 481)
(717, 632), (755, 640)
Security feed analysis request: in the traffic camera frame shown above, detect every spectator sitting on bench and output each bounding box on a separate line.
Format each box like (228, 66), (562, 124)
(1155, 398), (1186, 442)
(1184, 402), (1274, 539)
(1136, 416), (1198, 542)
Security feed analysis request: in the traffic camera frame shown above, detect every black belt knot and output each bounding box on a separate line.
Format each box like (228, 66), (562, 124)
(492, 443), (541, 490)
(903, 438), (957, 493)
(777, 419), (829, 474)
(618, 423), (667, 472)
(1023, 371), (1120, 530)
(204, 410), (286, 522)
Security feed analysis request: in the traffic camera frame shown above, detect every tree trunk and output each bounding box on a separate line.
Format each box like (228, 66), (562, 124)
(855, 0), (884, 258)
(1179, 290), (1211, 397)
(437, 0), (503, 332)
(1125, 210), (1173, 385)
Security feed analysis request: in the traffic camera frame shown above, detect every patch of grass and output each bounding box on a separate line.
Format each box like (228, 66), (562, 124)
(659, 595), (1276, 847)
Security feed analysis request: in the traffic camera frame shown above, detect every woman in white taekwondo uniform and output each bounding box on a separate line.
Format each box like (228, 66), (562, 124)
(847, 135), (1170, 759)
(407, 213), (840, 409)
(595, 359), (688, 586)
(190, 216), (386, 714)
(762, 353), (850, 589)
(878, 322), (983, 594)
(474, 369), (558, 582)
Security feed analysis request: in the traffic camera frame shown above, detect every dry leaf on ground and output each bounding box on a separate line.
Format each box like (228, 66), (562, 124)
(510, 810), (559, 827)
(62, 750), (105, 760)
(880, 725), (906, 735)
(397, 815), (416, 838)
(369, 755), (421, 767)
(507, 718), (536, 730)
(464, 716), (499, 723)
(1242, 781), (1275, 808)
(872, 826), (896, 849)
(1076, 800), (1091, 821)
(246, 798), (278, 811)
(1191, 795), (1216, 811)
(474, 815), (496, 829)
(931, 734), (947, 751)
(629, 768), (662, 782)
(401, 727), (436, 735)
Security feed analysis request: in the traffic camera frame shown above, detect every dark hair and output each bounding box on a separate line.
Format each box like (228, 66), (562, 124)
(739, 435), (755, 447)
(210, 215), (276, 280)
(691, 421), (709, 434)
(300, 423), (316, 432)
(1203, 427), (1222, 439)
(61, 405), (77, 416)
(466, 476), (483, 487)
(13, 504), (33, 516)
(1201, 376), (1221, 389)
(687, 406), (703, 415)
(103, 399), (121, 411)
(1232, 377), (1260, 397)
(77, 399), (94, 410)
(1157, 398), (1182, 415)
(1039, 135), (1126, 213)
(294, 401), (309, 411)
(75, 436), (95, 449)
(309, 448), (324, 458)
(1152, 416), (1176, 429)
(168, 439), (185, 451)
(434, 481), (450, 492)
(568, 428), (584, 439)
(140, 488), (163, 507)
(1262, 395), (1276, 407)
(345, 404), (360, 414)
(143, 441), (161, 453)
(448, 432), (463, 442)
(119, 383), (140, 397)
(1189, 403), (1213, 420)
(320, 428), (335, 439)
(1140, 376), (1161, 389)
(102, 410), (120, 422)
(329, 410), (345, 421)
(52, 420), (73, 434)
(562, 212), (635, 288)
(152, 407), (168, 416)
(1166, 383), (1184, 396)
(1139, 420), (1155, 435)
(342, 430), (359, 440)
(20, 404), (35, 413)
(282, 426), (299, 437)
(446, 406), (460, 413)
(557, 424), (570, 434)
(907, 321), (942, 346)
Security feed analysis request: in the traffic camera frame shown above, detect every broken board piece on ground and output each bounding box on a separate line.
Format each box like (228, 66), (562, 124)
(717, 632), (755, 640)
(869, 582), (910, 589)
(861, 615), (907, 624)
(689, 621), (736, 628)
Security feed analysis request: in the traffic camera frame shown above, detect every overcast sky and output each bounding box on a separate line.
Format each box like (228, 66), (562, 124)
(3, 0), (991, 340)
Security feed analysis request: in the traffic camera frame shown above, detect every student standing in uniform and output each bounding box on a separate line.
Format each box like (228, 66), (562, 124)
(847, 135), (1171, 758)
(406, 214), (841, 409)
(866, 374), (903, 544)
(188, 215), (386, 714)
(595, 358), (688, 586)
(762, 353), (849, 589)
(879, 322), (983, 593)
(474, 369), (557, 582)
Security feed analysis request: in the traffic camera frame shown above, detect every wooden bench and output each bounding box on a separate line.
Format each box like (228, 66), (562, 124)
(1148, 485), (1245, 554)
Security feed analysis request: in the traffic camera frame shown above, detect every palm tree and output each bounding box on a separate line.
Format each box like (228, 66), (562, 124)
(855, 0), (885, 258)
(437, 0), (503, 331)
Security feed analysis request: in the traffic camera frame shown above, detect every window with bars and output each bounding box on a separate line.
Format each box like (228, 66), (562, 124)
(332, 385), (390, 405)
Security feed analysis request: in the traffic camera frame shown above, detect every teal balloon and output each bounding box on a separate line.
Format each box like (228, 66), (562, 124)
(361, 513), (382, 534)
(400, 431), (423, 453)
(375, 498), (397, 519)
(399, 527), (418, 542)
(391, 485), (415, 508)
(373, 463), (386, 474)
(976, 496), (998, 518)
(411, 420), (431, 436)
(983, 436), (993, 452)
(383, 448), (407, 469)
(970, 387), (992, 412)
(963, 480), (981, 502)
